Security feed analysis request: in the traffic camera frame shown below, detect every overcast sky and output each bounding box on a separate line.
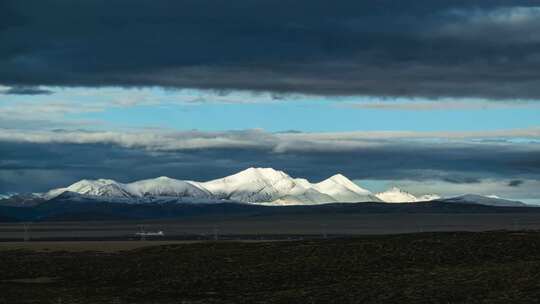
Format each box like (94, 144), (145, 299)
(1, 1), (539, 202)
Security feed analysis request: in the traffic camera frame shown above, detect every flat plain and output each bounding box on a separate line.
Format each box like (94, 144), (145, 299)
(3, 213), (540, 303)
(2, 213), (540, 241)
(2, 231), (540, 303)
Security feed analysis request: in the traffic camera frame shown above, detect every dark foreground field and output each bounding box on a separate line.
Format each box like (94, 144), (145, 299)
(3, 213), (540, 241)
(2, 232), (540, 304)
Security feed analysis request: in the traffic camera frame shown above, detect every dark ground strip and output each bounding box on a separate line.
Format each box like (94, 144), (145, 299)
(3, 213), (540, 241)
(1, 231), (540, 303)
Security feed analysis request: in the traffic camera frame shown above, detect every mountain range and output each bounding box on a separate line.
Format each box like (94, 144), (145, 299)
(0, 167), (527, 208)
(43, 168), (381, 205)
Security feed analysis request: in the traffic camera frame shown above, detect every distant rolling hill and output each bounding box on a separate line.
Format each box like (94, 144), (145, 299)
(0, 194), (539, 222)
(437, 194), (528, 207)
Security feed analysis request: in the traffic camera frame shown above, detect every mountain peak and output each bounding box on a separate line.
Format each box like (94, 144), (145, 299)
(46, 178), (133, 199)
(314, 174), (374, 202)
(375, 187), (418, 203)
(328, 173), (351, 183)
(232, 167), (289, 181)
(127, 176), (211, 198)
(74, 178), (113, 185)
(244, 167), (283, 174)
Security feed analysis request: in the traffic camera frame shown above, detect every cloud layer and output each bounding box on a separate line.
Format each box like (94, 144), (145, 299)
(2, 1), (540, 99)
(1, 128), (539, 196)
(2, 128), (540, 152)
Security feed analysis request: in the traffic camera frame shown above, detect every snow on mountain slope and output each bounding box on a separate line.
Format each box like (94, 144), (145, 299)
(272, 189), (338, 205)
(375, 187), (442, 203)
(46, 177), (211, 200)
(201, 168), (380, 204)
(316, 174), (370, 194)
(440, 194), (526, 207)
(46, 179), (133, 199)
(40, 167), (451, 205)
(314, 174), (379, 203)
(417, 194), (441, 201)
(375, 187), (419, 203)
(126, 176), (212, 198)
(202, 167), (315, 203)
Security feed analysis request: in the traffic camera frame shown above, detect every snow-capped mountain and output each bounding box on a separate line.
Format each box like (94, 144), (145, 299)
(201, 167), (300, 202)
(375, 187), (440, 203)
(32, 168), (526, 207)
(43, 167), (381, 205)
(45, 177), (210, 200)
(417, 194), (442, 201)
(375, 187), (419, 203)
(313, 174), (380, 203)
(126, 177), (212, 198)
(45, 179), (132, 199)
(201, 168), (379, 204)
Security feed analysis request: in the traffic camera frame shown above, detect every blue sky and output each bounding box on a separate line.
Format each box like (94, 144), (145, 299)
(87, 98), (540, 133)
(3, 86), (540, 133)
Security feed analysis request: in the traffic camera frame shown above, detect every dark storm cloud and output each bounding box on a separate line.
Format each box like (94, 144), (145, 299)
(508, 179), (525, 187)
(442, 177), (482, 184)
(2, 86), (53, 95)
(1, 137), (539, 193)
(2, 0), (540, 99)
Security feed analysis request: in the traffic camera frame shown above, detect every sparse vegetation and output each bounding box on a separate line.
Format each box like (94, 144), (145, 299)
(2, 231), (540, 303)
